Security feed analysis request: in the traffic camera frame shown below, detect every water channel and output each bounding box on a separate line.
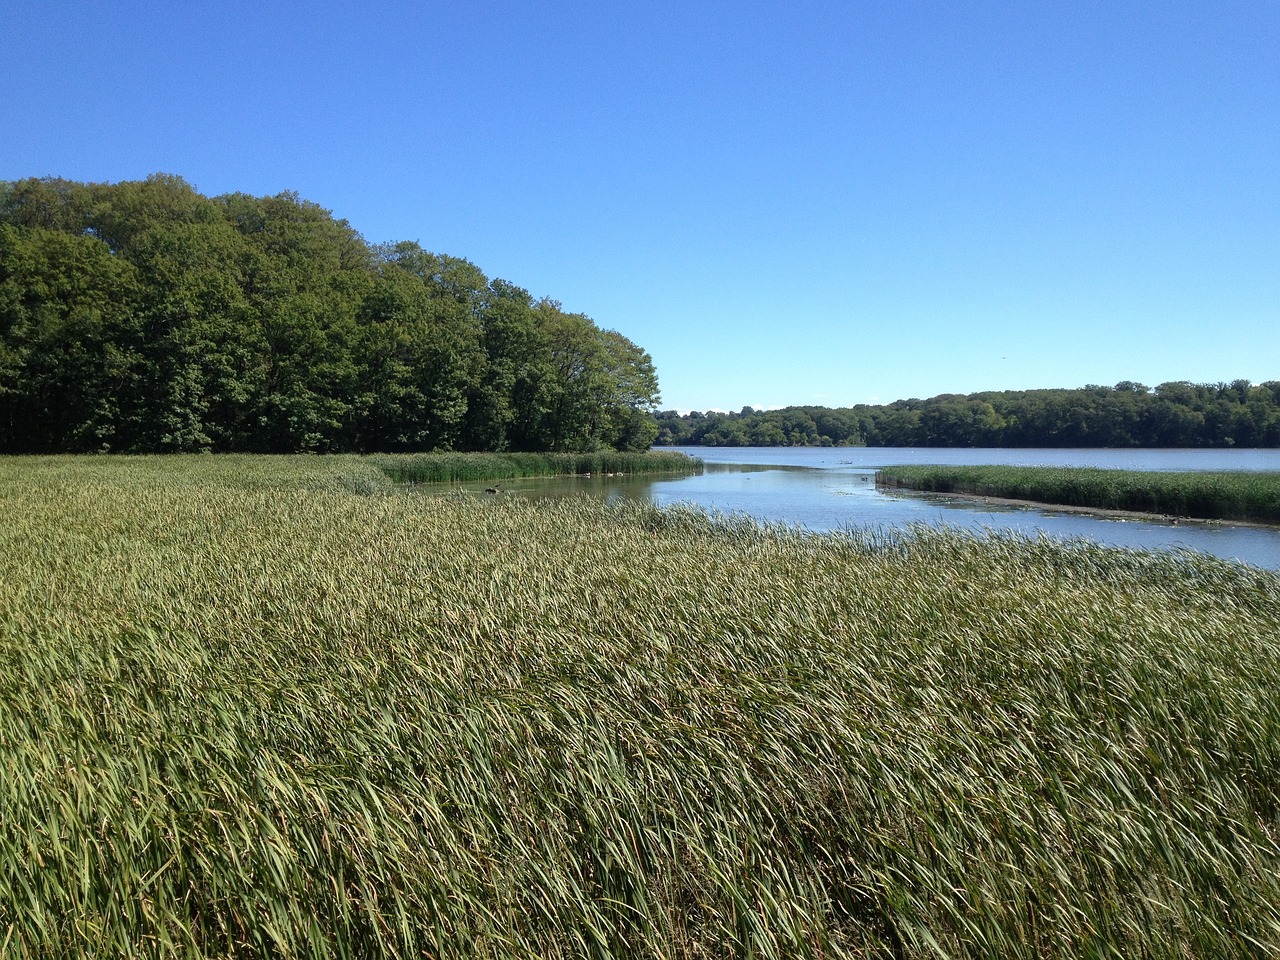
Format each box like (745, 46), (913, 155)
(447, 447), (1280, 570)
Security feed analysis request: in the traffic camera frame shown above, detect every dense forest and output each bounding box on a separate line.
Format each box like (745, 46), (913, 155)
(5, 177), (1275, 456)
(0, 175), (660, 453)
(656, 381), (1280, 448)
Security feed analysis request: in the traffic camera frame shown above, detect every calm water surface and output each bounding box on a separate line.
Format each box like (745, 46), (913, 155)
(455, 447), (1280, 570)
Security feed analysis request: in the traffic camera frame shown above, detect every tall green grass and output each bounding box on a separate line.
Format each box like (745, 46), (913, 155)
(1, 455), (1279, 957)
(369, 450), (701, 485)
(0, 453), (395, 492)
(878, 464), (1280, 524)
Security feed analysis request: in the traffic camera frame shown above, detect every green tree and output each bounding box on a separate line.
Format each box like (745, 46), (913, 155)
(0, 225), (141, 451)
(476, 279), (556, 451)
(355, 263), (481, 450)
(0, 175), (665, 453)
(598, 329), (660, 450)
(123, 220), (260, 451)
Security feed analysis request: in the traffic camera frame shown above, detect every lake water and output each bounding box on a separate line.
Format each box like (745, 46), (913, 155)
(453, 447), (1280, 570)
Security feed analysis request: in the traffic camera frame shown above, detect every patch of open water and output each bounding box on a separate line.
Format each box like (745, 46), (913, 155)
(448, 447), (1280, 570)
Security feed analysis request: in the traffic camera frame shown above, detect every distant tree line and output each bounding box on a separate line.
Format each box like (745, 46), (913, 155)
(0, 175), (660, 453)
(656, 381), (1280, 448)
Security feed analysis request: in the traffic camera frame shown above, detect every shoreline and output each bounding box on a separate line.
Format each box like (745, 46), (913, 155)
(889, 487), (1276, 529)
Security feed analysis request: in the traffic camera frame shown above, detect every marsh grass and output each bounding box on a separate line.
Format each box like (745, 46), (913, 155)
(369, 450), (701, 485)
(1, 455), (1278, 957)
(878, 464), (1280, 525)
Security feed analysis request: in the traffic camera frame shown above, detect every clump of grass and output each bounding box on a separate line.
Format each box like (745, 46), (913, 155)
(369, 450), (701, 484)
(1, 455), (1279, 957)
(878, 464), (1280, 524)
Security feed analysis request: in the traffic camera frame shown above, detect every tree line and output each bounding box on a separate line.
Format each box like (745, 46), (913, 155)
(655, 380), (1280, 448)
(0, 175), (660, 454)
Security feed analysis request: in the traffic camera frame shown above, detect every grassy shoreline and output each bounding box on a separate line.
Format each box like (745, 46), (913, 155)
(0, 450), (702, 495)
(877, 464), (1280, 525)
(369, 449), (702, 485)
(2, 455), (1279, 957)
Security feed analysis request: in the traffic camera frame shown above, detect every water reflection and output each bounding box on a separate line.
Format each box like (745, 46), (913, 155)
(439, 452), (1280, 570)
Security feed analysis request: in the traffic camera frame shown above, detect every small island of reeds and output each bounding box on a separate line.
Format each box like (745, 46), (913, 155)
(2, 454), (1279, 958)
(877, 464), (1280, 525)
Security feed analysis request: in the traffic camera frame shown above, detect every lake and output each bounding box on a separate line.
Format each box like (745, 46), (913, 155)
(452, 447), (1280, 570)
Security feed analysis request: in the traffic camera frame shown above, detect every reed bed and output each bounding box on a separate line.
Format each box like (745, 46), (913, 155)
(878, 464), (1280, 525)
(369, 450), (701, 485)
(1, 455), (1279, 958)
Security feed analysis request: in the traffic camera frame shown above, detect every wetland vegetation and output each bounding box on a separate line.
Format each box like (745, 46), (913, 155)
(2, 454), (1279, 957)
(369, 450), (700, 485)
(878, 464), (1280, 525)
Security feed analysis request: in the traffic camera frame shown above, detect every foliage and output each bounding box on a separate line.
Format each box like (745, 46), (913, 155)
(2, 455), (1279, 957)
(656, 380), (1280, 448)
(0, 176), (660, 453)
(878, 464), (1280, 524)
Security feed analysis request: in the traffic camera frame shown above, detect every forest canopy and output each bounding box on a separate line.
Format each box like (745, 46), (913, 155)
(4, 176), (1273, 455)
(656, 381), (1280, 449)
(0, 175), (660, 454)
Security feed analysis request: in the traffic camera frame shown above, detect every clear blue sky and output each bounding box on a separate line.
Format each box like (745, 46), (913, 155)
(4, 1), (1276, 412)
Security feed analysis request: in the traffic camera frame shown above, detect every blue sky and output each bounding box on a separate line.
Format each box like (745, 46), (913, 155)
(4, 1), (1276, 412)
